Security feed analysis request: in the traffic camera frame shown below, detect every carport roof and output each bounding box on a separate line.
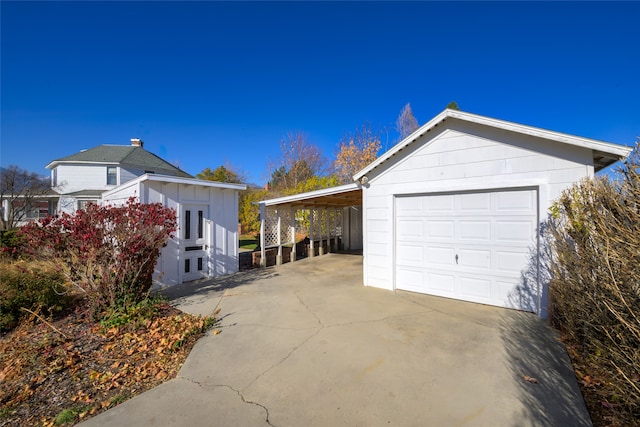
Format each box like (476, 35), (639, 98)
(259, 182), (362, 208)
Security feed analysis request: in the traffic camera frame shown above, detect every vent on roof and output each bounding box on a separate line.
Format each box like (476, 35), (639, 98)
(131, 138), (144, 147)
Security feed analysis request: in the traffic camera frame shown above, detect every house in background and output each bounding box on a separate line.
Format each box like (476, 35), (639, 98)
(45, 139), (245, 286)
(46, 138), (192, 214)
(258, 109), (632, 318)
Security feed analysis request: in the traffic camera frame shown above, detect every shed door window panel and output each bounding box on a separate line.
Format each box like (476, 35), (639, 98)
(395, 189), (538, 310)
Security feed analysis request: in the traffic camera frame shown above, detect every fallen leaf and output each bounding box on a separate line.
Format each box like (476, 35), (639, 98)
(523, 375), (538, 384)
(213, 329), (221, 335)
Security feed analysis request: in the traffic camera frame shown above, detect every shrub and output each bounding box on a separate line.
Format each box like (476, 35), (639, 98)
(0, 228), (27, 259)
(19, 198), (177, 317)
(547, 143), (640, 416)
(0, 260), (70, 332)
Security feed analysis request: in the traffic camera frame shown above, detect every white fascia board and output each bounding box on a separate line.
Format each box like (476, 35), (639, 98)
(46, 160), (120, 169)
(353, 109), (633, 180)
(141, 174), (246, 191)
(445, 110), (633, 157)
(259, 182), (361, 207)
(101, 174), (246, 199)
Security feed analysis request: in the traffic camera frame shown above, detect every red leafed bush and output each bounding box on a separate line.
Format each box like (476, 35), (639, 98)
(19, 198), (177, 316)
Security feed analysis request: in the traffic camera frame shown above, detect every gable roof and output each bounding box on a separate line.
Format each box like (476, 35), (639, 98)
(354, 109), (633, 180)
(46, 145), (192, 178)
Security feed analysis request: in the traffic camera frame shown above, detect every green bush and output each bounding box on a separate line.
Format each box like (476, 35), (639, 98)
(547, 143), (640, 417)
(0, 260), (71, 332)
(0, 229), (27, 259)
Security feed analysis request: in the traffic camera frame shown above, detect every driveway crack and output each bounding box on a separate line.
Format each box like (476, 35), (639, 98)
(177, 377), (275, 426)
(294, 289), (323, 327)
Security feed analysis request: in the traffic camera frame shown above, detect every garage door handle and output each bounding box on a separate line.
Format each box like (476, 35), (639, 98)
(455, 254), (458, 264)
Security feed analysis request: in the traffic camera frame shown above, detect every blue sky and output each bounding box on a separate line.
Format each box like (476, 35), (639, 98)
(1, 1), (638, 185)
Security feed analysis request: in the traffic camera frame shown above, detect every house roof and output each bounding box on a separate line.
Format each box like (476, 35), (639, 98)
(46, 145), (192, 178)
(259, 183), (362, 208)
(354, 109), (634, 180)
(100, 173), (246, 199)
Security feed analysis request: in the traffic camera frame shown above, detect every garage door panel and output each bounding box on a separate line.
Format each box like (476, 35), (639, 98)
(459, 220), (491, 241)
(397, 219), (423, 240)
(397, 244), (423, 266)
(458, 193), (491, 212)
(459, 276), (491, 299)
(494, 190), (536, 212)
(495, 220), (536, 243)
(396, 268), (425, 293)
(395, 189), (538, 312)
(425, 246), (455, 267)
(427, 272), (455, 293)
(424, 194), (454, 213)
(426, 220), (454, 239)
(496, 250), (530, 275)
(396, 196), (422, 213)
(458, 248), (491, 271)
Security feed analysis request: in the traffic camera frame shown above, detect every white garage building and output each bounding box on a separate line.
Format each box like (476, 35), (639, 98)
(259, 109), (631, 317)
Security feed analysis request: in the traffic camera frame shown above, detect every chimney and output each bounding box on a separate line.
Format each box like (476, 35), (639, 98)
(131, 138), (144, 147)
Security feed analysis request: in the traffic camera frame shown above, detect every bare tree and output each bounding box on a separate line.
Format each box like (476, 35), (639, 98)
(0, 165), (52, 230)
(333, 123), (381, 184)
(395, 103), (419, 140)
(268, 132), (326, 193)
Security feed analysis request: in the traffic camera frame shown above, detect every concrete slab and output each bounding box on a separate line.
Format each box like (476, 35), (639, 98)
(81, 253), (591, 427)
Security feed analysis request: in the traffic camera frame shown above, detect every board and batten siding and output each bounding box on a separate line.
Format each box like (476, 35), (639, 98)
(362, 121), (594, 316)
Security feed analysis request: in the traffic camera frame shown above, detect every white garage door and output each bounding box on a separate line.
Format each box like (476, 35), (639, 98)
(395, 189), (538, 312)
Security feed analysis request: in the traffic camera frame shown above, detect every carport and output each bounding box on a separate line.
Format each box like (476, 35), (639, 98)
(257, 183), (363, 267)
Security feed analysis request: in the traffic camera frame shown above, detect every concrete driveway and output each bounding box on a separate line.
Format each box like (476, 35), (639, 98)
(82, 254), (590, 426)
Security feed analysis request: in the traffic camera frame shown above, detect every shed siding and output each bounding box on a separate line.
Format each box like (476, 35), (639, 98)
(362, 125), (593, 297)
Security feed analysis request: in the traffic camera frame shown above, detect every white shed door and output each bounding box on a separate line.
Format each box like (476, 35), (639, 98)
(395, 189), (538, 311)
(181, 205), (209, 282)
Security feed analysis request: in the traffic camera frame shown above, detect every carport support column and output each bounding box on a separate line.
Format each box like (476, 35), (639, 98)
(276, 211), (282, 265)
(319, 209), (325, 256)
(309, 209), (315, 257)
(326, 208), (332, 253)
(290, 206), (296, 262)
(259, 203), (266, 267)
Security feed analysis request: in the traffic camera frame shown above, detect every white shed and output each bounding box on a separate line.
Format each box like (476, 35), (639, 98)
(101, 174), (245, 286)
(354, 109), (631, 317)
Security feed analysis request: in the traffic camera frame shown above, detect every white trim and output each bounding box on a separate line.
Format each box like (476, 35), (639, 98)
(46, 160), (121, 169)
(101, 174), (246, 198)
(354, 109), (633, 181)
(259, 182), (361, 206)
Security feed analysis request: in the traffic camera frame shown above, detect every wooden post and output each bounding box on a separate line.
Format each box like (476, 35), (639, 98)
(276, 210), (282, 265)
(290, 205), (296, 262)
(309, 208), (315, 257)
(319, 209), (325, 256)
(259, 203), (266, 267)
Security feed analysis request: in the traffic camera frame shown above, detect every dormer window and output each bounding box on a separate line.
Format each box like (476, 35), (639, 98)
(107, 166), (117, 185)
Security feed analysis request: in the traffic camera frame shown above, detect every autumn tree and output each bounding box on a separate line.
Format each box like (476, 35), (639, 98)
(196, 164), (245, 184)
(0, 165), (51, 231)
(267, 132), (326, 194)
(396, 103), (419, 140)
(333, 123), (382, 184)
(446, 101), (460, 110)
